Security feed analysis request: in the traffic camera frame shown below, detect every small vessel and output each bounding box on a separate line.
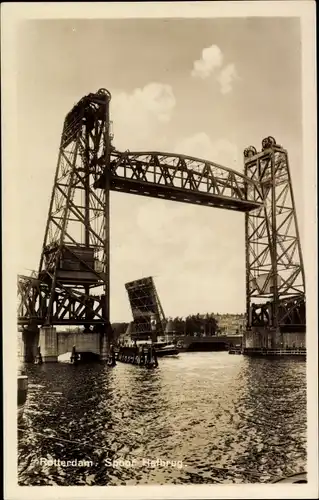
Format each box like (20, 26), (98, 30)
(228, 344), (242, 355)
(228, 348), (242, 355)
(154, 342), (179, 357)
(272, 472), (307, 483)
(18, 371), (28, 421)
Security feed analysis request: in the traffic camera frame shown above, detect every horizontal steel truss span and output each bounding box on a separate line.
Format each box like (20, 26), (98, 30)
(94, 151), (263, 212)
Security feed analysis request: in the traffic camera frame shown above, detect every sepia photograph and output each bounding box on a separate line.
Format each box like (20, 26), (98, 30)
(2, 2), (317, 499)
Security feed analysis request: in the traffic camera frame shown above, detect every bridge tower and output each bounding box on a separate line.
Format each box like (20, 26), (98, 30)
(125, 277), (166, 343)
(19, 89), (114, 354)
(244, 137), (306, 349)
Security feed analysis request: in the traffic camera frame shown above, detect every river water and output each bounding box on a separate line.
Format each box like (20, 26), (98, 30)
(18, 352), (307, 485)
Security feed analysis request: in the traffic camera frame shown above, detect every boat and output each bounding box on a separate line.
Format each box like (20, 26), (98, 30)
(228, 348), (242, 355)
(272, 472), (307, 483)
(153, 342), (179, 357)
(228, 343), (242, 354)
(18, 371), (28, 421)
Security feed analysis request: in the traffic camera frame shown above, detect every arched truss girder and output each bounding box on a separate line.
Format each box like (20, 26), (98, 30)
(96, 151), (263, 212)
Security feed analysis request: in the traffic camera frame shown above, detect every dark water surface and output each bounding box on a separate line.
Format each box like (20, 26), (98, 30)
(18, 352), (307, 485)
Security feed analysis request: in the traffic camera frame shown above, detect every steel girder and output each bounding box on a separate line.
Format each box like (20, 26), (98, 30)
(95, 151), (263, 212)
(244, 138), (305, 330)
(17, 274), (42, 325)
(17, 276), (107, 326)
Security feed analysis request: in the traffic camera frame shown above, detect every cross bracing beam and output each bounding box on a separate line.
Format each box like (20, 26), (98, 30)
(17, 274), (107, 326)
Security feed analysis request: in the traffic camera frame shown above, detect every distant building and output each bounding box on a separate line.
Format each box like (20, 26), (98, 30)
(215, 314), (246, 335)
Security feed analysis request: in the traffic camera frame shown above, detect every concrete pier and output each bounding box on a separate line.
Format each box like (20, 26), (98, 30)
(99, 333), (109, 362)
(38, 329), (106, 362)
(243, 327), (306, 356)
(22, 325), (39, 363)
(39, 326), (58, 362)
(282, 331), (306, 349)
(59, 330), (102, 361)
(22, 327), (115, 364)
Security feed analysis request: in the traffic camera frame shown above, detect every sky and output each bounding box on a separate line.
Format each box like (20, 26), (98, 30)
(16, 17), (304, 322)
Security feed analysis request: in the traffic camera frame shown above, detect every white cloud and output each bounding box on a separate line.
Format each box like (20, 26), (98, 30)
(191, 45), (223, 79)
(174, 132), (240, 169)
(191, 44), (238, 94)
(217, 63), (238, 95)
(110, 83), (176, 151)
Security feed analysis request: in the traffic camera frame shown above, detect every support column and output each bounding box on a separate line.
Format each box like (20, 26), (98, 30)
(100, 332), (109, 362)
(22, 325), (39, 363)
(39, 326), (58, 362)
(273, 328), (283, 348)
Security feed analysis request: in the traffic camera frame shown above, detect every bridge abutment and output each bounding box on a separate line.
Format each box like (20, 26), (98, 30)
(282, 332), (306, 349)
(243, 328), (306, 349)
(56, 330), (104, 361)
(100, 333), (109, 361)
(71, 331), (101, 357)
(39, 326), (58, 362)
(27, 328), (112, 362)
(22, 325), (39, 363)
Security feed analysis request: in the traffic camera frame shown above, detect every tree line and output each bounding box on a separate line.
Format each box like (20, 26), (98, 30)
(110, 313), (219, 338)
(70, 311), (242, 339)
(166, 313), (218, 336)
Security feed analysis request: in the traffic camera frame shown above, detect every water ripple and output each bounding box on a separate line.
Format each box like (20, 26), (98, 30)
(18, 352), (306, 485)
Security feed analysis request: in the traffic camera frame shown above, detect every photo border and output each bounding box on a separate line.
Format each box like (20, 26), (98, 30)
(2, 2), (317, 499)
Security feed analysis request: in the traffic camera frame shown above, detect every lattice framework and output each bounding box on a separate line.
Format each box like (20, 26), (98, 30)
(244, 137), (305, 330)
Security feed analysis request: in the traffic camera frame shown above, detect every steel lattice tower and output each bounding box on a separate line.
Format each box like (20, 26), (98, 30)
(37, 88), (113, 334)
(244, 137), (305, 335)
